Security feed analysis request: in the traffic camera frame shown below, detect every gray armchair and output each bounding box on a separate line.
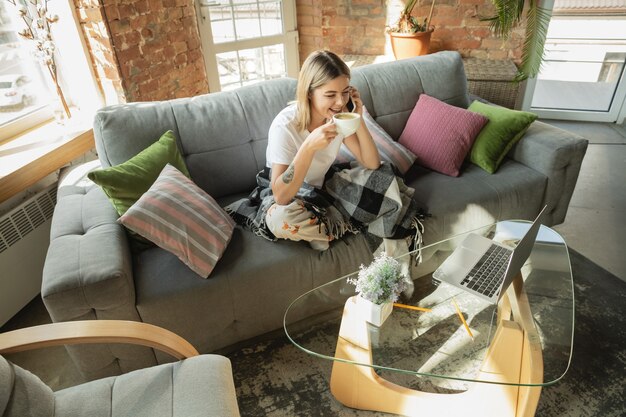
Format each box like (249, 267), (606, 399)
(0, 320), (240, 417)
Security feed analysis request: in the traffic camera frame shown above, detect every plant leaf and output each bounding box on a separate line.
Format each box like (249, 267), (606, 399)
(481, 0), (526, 39)
(515, 4), (552, 80)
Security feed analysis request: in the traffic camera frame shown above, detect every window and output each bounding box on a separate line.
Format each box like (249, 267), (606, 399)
(196, 0), (299, 92)
(0, 0), (57, 142)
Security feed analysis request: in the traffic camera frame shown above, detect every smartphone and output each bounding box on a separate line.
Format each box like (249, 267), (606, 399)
(346, 96), (355, 112)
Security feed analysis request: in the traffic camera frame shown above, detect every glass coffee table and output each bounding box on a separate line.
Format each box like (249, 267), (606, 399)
(284, 221), (574, 417)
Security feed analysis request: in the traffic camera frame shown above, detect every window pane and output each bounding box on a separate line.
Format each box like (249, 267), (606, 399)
(209, 1), (283, 43)
(531, 17), (626, 112)
(209, 5), (235, 44)
(262, 44), (285, 78)
(217, 50), (241, 90)
(217, 43), (285, 91)
(233, 4), (261, 40)
(0, 1), (54, 128)
(259, 1), (282, 37)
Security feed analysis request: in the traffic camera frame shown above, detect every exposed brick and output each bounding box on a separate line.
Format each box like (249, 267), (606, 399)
(351, 0), (382, 5)
(108, 18), (131, 33)
(481, 38), (507, 49)
(116, 44), (142, 63)
(457, 38), (481, 49)
(297, 14), (314, 26)
(117, 4), (136, 19)
(299, 26), (323, 36)
(126, 31), (142, 45)
(75, 0), (526, 103)
(129, 15), (149, 30)
(135, 0), (150, 14)
(174, 53), (188, 65)
(172, 41), (188, 54)
(148, 0), (163, 11)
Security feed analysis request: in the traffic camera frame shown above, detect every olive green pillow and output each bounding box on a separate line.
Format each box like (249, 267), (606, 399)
(88, 130), (190, 216)
(468, 101), (537, 174)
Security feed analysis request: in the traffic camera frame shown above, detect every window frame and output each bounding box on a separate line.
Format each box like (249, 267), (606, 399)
(0, 0), (103, 143)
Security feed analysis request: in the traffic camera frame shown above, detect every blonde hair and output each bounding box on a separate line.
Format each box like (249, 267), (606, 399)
(293, 50), (351, 132)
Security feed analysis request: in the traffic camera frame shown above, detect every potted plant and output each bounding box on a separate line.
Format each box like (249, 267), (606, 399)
(348, 253), (411, 326)
(387, 0), (436, 60)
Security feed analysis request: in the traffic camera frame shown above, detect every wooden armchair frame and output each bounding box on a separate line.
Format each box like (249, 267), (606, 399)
(0, 320), (199, 359)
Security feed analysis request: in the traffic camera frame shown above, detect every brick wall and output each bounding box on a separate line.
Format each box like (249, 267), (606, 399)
(74, 0), (208, 103)
(297, 0), (524, 63)
(74, 0), (126, 104)
(297, 0), (388, 60)
(74, 0), (523, 104)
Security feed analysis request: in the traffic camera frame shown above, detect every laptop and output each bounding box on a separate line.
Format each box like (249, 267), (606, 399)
(432, 206), (548, 304)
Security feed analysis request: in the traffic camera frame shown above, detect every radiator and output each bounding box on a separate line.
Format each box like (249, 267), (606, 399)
(0, 184), (56, 327)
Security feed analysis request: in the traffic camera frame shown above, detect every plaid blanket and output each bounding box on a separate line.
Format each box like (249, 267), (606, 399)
(224, 162), (427, 251)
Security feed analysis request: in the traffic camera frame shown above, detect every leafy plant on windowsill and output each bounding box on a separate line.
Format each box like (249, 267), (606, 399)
(348, 253), (411, 305)
(481, 0), (552, 81)
(387, 0), (436, 34)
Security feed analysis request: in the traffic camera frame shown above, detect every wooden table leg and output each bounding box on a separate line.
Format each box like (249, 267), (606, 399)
(330, 292), (542, 417)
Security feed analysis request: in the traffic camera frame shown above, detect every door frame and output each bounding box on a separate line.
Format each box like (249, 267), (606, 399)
(195, 0), (299, 93)
(521, 68), (626, 124)
(520, 11), (626, 124)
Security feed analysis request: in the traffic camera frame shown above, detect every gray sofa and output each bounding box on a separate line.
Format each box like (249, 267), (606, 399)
(42, 51), (588, 380)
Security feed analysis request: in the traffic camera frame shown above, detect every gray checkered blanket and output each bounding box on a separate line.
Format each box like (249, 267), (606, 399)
(224, 162), (427, 250)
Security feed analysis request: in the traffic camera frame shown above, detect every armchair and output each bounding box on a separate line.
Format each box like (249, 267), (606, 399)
(0, 320), (240, 417)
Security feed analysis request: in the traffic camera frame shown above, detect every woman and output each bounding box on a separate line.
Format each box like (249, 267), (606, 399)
(265, 50), (381, 250)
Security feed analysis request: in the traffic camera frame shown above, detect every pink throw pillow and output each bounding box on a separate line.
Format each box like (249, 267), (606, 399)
(398, 94), (488, 177)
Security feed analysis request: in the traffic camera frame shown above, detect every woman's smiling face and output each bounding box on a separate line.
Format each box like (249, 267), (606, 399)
(309, 75), (351, 125)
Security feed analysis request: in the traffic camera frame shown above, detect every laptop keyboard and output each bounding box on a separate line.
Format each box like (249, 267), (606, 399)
(460, 244), (512, 298)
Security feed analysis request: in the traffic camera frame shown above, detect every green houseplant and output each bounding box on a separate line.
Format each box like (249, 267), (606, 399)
(482, 0), (552, 80)
(387, 0), (437, 60)
(348, 253), (411, 326)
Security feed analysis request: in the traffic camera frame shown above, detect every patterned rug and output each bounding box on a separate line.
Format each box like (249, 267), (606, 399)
(227, 249), (626, 416)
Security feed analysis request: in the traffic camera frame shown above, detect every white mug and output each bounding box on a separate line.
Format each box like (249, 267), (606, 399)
(333, 112), (361, 137)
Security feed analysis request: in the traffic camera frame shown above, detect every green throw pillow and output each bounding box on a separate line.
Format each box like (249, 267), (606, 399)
(88, 130), (190, 216)
(468, 101), (538, 174)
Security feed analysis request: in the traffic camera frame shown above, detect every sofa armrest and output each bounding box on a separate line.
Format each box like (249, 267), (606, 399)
(0, 320), (198, 359)
(42, 185), (138, 321)
(509, 121), (588, 225)
(42, 182), (157, 379)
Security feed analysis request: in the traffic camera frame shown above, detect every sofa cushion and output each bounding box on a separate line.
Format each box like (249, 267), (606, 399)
(405, 160), (547, 244)
(133, 227), (373, 357)
(468, 101), (538, 173)
(88, 131), (190, 216)
(172, 78), (297, 198)
(0, 356), (54, 417)
(336, 106), (416, 174)
(54, 355), (240, 417)
(119, 164), (235, 278)
(350, 51), (470, 140)
(399, 94), (488, 177)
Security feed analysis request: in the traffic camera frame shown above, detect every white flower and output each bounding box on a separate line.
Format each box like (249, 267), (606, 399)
(349, 252), (410, 305)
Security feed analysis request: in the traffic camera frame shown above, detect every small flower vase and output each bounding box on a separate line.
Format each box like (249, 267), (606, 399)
(357, 295), (393, 327)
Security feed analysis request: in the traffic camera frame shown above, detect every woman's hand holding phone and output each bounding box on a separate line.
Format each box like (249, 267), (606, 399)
(345, 86), (363, 115)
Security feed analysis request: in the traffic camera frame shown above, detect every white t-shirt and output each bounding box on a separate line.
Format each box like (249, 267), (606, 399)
(266, 104), (344, 188)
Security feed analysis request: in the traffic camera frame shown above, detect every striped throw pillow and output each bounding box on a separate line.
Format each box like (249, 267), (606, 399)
(119, 164), (235, 278)
(335, 106), (416, 174)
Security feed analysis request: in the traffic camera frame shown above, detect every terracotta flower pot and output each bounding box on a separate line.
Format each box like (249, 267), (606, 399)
(389, 27), (434, 60)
